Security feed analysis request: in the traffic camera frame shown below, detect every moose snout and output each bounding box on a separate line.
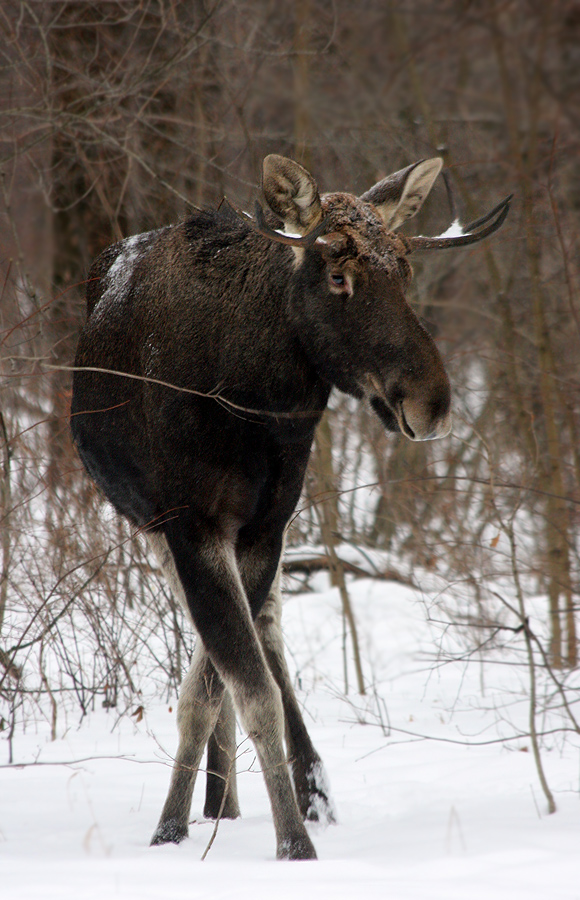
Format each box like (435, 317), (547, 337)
(396, 371), (452, 441)
(400, 395), (452, 441)
(367, 373), (452, 442)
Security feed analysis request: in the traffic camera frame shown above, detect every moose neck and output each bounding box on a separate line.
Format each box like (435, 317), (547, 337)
(163, 219), (333, 435)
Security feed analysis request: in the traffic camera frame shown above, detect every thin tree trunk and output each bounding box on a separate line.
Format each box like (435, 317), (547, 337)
(294, 0), (312, 169)
(0, 411), (11, 634)
(492, 10), (575, 667)
(314, 414), (365, 695)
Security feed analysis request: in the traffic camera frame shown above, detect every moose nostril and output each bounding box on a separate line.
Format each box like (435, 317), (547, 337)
(397, 402), (415, 440)
(399, 400), (452, 441)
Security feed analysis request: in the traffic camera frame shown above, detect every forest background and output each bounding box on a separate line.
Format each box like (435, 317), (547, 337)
(1, 0), (579, 770)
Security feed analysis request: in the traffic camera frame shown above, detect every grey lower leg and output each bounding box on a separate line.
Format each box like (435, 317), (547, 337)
(255, 582), (336, 824)
(203, 691), (241, 820)
(229, 668), (316, 859)
(150, 643), (225, 845)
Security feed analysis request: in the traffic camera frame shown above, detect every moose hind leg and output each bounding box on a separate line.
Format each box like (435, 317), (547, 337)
(146, 529), (240, 826)
(150, 642), (225, 845)
(160, 525), (316, 859)
(203, 691), (241, 820)
(255, 585), (336, 825)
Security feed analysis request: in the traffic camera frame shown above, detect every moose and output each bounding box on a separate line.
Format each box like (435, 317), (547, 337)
(71, 154), (510, 860)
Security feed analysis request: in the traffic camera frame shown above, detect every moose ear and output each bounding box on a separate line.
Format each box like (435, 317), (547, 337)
(262, 155), (323, 233)
(360, 158), (443, 231)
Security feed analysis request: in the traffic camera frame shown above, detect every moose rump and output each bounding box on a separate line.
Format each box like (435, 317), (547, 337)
(71, 153), (509, 859)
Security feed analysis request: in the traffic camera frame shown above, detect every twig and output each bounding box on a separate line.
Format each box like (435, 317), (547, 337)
(200, 754), (235, 861)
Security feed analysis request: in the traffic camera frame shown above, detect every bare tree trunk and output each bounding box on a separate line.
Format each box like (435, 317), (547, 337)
(294, 0), (313, 170)
(0, 411), (11, 634)
(314, 414), (365, 695)
(492, 8), (575, 667)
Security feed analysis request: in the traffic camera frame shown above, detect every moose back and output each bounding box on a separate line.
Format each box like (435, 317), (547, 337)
(71, 154), (509, 859)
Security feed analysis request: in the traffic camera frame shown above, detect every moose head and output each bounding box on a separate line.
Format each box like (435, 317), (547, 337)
(232, 154), (508, 443)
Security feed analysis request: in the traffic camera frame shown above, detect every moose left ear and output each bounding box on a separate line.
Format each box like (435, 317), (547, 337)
(262, 155), (323, 233)
(360, 158), (443, 231)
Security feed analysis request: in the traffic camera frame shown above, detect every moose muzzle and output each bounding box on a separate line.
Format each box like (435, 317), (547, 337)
(368, 373), (452, 442)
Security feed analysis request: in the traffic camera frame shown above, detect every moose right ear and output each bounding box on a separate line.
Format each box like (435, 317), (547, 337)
(262, 155), (323, 234)
(361, 158), (443, 231)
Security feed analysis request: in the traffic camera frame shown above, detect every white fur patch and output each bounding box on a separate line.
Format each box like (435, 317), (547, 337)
(91, 232), (156, 323)
(290, 246), (306, 267)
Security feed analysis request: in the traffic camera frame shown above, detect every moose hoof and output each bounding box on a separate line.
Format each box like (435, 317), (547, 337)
(150, 819), (188, 846)
(277, 832), (317, 861)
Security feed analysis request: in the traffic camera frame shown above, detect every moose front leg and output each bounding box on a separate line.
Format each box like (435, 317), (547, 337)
(236, 539), (336, 825)
(254, 583), (336, 824)
(203, 591), (336, 826)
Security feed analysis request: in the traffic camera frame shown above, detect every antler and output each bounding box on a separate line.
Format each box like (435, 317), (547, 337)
(222, 198), (327, 247)
(253, 201), (328, 246)
(407, 194), (512, 252)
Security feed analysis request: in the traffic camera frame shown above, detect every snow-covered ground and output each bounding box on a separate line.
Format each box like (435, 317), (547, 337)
(1, 577), (579, 899)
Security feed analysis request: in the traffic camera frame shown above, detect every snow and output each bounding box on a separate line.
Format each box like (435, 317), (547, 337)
(438, 220), (465, 239)
(1, 577), (579, 899)
(415, 220), (465, 241)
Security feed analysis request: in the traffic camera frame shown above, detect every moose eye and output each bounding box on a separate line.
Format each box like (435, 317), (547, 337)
(327, 269), (353, 296)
